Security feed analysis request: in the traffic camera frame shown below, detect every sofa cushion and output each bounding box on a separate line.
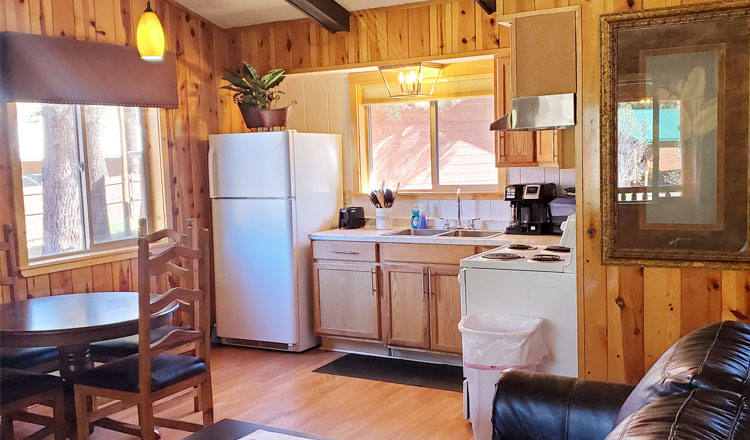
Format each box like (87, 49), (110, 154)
(492, 370), (634, 440)
(615, 321), (750, 424)
(74, 353), (206, 393)
(606, 389), (749, 440)
(0, 368), (62, 405)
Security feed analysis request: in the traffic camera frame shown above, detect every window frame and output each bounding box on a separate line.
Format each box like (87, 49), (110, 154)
(365, 98), (500, 193)
(5, 102), (171, 275)
(350, 59), (504, 196)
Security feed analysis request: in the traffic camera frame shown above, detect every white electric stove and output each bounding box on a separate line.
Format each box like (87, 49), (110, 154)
(459, 215), (578, 377)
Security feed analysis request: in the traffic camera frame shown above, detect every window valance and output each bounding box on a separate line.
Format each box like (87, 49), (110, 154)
(0, 31), (178, 108)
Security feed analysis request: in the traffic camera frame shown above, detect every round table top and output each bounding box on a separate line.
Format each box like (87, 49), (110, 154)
(0, 292), (178, 348)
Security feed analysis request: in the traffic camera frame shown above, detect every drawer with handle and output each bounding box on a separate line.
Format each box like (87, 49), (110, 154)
(312, 241), (377, 262)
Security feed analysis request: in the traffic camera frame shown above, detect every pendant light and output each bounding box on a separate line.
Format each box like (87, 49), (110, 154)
(136, 1), (165, 62)
(378, 62), (443, 99)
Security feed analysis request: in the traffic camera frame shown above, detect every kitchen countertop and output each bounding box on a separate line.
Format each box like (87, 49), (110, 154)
(309, 227), (562, 247)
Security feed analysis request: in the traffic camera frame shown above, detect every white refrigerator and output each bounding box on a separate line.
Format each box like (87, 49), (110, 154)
(208, 131), (342, 352)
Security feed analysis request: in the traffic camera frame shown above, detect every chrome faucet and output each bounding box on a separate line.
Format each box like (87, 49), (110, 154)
(456, 188), (463, 229)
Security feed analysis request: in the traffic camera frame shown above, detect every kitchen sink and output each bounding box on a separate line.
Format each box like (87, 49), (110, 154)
(437, 230), (504, 238)
(383, 229), (450, 236)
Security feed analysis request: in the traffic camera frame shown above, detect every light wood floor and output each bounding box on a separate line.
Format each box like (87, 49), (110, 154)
(14, 346), (474, 439)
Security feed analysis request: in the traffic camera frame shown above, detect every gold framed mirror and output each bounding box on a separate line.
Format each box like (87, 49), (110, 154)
(601, 1), (750, 269)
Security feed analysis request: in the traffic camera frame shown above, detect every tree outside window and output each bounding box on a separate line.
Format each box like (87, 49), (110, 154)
(16, 103), (149, 259)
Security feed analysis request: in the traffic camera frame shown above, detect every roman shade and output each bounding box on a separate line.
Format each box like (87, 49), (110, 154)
(0, 31), (178, 108)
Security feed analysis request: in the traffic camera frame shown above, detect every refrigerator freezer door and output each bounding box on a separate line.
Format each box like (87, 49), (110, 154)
(209, 132), (293, 199)
(212, 198), (299, 345)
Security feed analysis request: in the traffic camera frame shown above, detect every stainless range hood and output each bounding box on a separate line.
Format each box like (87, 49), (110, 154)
(490, 93), (575, 131)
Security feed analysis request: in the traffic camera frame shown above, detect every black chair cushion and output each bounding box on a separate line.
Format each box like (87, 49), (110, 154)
(0, 347), (59, 370)
(74, 353), (205, 393)
(0, 368), (62, 405)
(606, 389), (749, 440)
(90, 326), (186, 359)
(616, 321), (750, 424)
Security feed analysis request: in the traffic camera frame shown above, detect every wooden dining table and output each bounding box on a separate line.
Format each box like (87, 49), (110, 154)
(0, 291), (178, 437)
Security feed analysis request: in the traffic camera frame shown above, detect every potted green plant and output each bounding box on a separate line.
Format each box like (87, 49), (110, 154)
(221, 63), (294, 130)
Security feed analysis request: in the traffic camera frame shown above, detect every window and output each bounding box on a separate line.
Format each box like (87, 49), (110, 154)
(617, 100), (684, 202)
(366, 96), (497, 191)
(15, 103), (158, 260)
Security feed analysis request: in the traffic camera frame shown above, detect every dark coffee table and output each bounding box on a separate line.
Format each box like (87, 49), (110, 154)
(185, 419), (334, 440)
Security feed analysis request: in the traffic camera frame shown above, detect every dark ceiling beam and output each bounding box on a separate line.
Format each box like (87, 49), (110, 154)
(284, 0), (350, 33)
(474, 0), (497, 14)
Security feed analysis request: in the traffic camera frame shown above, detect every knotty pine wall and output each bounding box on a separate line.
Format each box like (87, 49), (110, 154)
(0, 0), (233, 301)
(1, 0), (748, 385)
(229, 0), (750, 385)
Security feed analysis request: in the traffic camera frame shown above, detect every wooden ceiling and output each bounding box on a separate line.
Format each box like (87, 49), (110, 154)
(171, 0), (429, 29)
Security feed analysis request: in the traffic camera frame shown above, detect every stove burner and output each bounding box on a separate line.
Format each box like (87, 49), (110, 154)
(531, 254), (563, 262)
(484, 252), (523, 260)
(507, 244), (536, 250)
(545, 246), (571, 253)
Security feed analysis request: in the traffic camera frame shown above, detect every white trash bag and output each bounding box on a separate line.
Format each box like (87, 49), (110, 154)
(459, 313), (548, 440)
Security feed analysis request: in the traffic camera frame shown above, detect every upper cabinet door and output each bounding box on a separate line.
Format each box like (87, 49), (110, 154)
(494, 56), (537, 167)
(512, 11), (577, 97)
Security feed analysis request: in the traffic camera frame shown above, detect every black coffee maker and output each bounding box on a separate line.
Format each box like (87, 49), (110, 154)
(504, 183), (557, 235)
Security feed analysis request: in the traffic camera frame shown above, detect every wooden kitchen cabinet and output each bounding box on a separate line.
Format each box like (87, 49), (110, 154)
(495, 56), (536, 167)
(493, 10), (577, 169)
(512, 11), (577, 98)
(383, 263), (464, 354)
(382, 263), (430, 349)
(381, 244), (475, 353)
(536, 130), (559, 167)
(494, 56), (569, 168)
(428, 266), (463, 354)
(313, 262), (380, 340)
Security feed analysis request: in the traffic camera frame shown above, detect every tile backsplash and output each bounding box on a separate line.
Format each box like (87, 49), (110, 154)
(350, 167), (575, 228)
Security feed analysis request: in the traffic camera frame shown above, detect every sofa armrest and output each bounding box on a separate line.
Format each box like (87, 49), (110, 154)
(492, 370), (634, 440)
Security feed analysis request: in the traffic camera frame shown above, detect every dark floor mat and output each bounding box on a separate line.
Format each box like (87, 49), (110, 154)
(313, 354), (463, 392)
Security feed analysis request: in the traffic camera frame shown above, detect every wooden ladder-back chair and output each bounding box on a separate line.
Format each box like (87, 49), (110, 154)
(0, 225), (59, 372)
(73, 219), (214, 440)
(90, 219), (198, 363)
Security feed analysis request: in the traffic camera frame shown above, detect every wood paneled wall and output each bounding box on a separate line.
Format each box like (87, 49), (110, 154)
(1, 0), (748, 386)
(225, 1), (510, 75)
(228, 0), (750, 385)
(0, 0), (232, 301)
(505, 0), (750, 385)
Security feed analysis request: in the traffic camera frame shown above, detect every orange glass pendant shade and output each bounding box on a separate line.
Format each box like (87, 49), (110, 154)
(136, 1), (165, 62)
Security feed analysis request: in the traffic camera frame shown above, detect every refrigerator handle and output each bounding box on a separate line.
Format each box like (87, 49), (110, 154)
(208, 145), (217, 198)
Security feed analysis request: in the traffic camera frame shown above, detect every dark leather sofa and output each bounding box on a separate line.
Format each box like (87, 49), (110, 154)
(491, 321), (750, 439)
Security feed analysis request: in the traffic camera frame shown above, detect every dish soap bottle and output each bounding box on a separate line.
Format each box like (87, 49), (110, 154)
(419, 210), (428, 229)
(411, 205), (421, 229)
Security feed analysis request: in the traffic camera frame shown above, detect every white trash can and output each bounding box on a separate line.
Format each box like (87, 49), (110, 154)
(458, 313), (548, 440)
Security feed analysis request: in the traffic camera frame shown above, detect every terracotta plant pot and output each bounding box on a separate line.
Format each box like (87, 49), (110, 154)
(259, 101), (296, 130)
(238, 103), (264, 130)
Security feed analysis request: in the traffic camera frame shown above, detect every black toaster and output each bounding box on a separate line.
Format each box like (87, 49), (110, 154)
(339, 207), (367, 229)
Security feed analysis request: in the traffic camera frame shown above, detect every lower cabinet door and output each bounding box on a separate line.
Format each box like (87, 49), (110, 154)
(313, 262), (380, 339)
(429, 266), (463, 354)
(383, 263), (430, 349)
